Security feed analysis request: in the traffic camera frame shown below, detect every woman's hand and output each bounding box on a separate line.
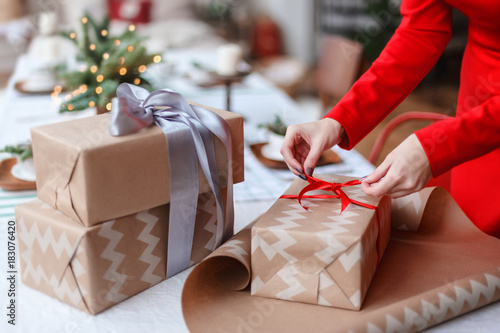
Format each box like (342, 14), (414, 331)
(281, 118), (345, 176)
(362, 134), (433, 198)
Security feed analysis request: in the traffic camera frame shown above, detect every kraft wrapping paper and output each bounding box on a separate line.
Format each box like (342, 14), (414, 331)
(16, 189), (228, 315)
(182, 187), (500, 333)
(30, 102), (244, 226)
(251, 175), (391, 310)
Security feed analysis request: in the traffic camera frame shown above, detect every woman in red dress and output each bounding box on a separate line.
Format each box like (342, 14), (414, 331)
(281, 0), (500, 237)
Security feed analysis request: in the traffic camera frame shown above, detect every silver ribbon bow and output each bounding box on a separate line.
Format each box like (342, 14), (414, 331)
(109, 83), (234, 278)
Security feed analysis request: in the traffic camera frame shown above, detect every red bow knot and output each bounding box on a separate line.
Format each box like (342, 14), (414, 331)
(280, 175), (383, 263)
(281, 175), (375, 213)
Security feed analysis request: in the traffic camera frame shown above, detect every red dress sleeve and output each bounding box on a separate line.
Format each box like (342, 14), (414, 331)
(324, 0), (453, 149)
(415, 96), (500, 176)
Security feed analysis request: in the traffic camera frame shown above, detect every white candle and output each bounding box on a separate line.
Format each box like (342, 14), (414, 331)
(39, 12), (58, 36)
(217, 44), (243, 76)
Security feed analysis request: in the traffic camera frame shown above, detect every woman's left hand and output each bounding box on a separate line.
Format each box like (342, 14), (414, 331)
(361, 134), (433, 198)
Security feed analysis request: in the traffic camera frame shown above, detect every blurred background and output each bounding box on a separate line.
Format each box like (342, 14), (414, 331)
(0, 0), (468, 163)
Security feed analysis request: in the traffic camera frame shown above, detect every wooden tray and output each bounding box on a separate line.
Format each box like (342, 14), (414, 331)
(14, 80), (61, 95)
(0, 158), (37, 191)
(250, 143), (342, 170)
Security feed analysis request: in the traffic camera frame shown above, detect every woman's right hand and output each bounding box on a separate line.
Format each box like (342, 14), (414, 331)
(280, 118), (345, 176)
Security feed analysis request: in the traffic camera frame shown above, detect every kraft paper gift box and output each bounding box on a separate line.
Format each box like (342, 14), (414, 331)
(16, 189), (226, 315)
(30, 103), (244, 226)
(251, 175), (391, 310)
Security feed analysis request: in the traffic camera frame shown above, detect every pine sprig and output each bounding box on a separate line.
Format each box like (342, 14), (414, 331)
(57, 13), (161, 113)
(0, 143), (33, 161)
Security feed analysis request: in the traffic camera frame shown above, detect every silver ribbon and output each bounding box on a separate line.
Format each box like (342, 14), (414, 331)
(109, 83), (234, 278)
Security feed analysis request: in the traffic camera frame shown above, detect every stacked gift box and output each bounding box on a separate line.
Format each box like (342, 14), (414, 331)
(15, 94), (244, 315)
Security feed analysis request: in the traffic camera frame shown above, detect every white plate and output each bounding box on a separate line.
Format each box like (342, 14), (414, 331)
(261, 143), (284, 161)
(10, 164), (36, 182)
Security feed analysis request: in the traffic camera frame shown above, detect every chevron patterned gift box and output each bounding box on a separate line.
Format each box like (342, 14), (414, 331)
(251, 175), (391, 310)
(15, 190), (225, 315)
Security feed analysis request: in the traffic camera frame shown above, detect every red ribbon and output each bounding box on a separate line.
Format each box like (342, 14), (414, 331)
(280, 175), (382, 263)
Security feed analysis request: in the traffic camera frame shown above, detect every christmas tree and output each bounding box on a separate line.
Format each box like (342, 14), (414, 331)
(56, 13), (161, 113)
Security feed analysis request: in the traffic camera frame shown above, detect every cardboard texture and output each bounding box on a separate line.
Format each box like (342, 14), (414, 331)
(31, 103), (244, 226)
(182, 187), (500, 333)
(16, 189), (227, 315)
(251, 175), (391, 310)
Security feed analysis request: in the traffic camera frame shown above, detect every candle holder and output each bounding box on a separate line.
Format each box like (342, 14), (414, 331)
(209, 70), (251, 111)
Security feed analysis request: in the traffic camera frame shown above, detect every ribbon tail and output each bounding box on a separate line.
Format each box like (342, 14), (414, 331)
(159, 119), (200, 278)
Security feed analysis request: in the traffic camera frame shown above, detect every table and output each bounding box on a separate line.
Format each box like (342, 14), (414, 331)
(0, 50), (499, 333)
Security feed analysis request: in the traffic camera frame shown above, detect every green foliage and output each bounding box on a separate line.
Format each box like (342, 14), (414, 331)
(58, 13), (160, 113)
(258, 115), (288, 136)
(0, 143), (33, 161)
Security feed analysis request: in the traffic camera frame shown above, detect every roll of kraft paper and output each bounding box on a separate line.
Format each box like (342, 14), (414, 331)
(182, 187), (500, 333)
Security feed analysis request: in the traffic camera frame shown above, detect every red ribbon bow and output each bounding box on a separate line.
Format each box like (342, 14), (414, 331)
(280, 175), (382, 263)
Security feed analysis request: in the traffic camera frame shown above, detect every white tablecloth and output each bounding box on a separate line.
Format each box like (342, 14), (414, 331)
(0, 51), (499, 333)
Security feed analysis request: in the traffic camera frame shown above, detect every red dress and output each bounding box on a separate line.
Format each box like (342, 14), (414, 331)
(325, 0), (500, 237)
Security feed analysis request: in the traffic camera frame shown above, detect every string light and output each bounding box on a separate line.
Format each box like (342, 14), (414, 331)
(138, 65), (147, 73)
(96, 87), (103, 94)
(90, 65), (98, 73)
(80, 64), (88, 72)
(134, 78), (141, 85)
(128, 24), (135, 32)
(115, 39), (121, 46)
(79, 85), (87, 93)
(119, 57), (125, 65)
(96, 75), (104, 82)
(72, 89), (79, 97)
(106, 102), (112, 110)
(69, 32), (76, 39)
(89, 101), (95, 107)
(101, 29), (108, 37)
(89, 44), (96, 51)
(81, 17), (88, 24)
(68, 104), (74, 111)
(127, 45), (134, 52)
(64, 94), (71, 102)
(103, 53), (109, 60)
(153, 55), (161, 63)
(53, 85), (62, 94)
(119, 68), (127, 75)
(50, 92), (58, 99)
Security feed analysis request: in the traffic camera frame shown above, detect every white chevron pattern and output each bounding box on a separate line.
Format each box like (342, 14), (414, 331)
(252, 203), (307, 263)
(365, 271), (500, 332)
(97, 221), (128, 303)
(338, 242), (363, 272)
(21, 261), (82, 306)
(136, 211), (163, 285)
(18, 217), (77, 259)
(274, 264), (306, 300)
(221, 239), (248, 262)
(394, 192), (422, 214)
(200, 194), (217, 251)
(315, 210), (358, 264)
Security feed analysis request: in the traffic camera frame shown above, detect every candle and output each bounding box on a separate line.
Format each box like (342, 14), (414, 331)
(39, 12), (58, 36)
(217, 44), (243, 76)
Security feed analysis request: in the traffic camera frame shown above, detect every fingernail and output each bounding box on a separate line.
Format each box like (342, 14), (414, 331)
(294, 167), (302, 174)
(306, 167), (313, 176)
(298, 174), (307, 181)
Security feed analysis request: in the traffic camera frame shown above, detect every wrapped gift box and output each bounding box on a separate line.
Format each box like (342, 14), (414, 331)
(16, 189), (226, 315)
(251, 175), (391, 310)
(31, 103), (244, 226)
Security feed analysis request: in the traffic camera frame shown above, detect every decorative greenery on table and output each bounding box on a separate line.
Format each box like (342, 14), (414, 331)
(56, 13), (162, 113)
(0, 143), (33, 161)
(258, 115), (288, 136)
